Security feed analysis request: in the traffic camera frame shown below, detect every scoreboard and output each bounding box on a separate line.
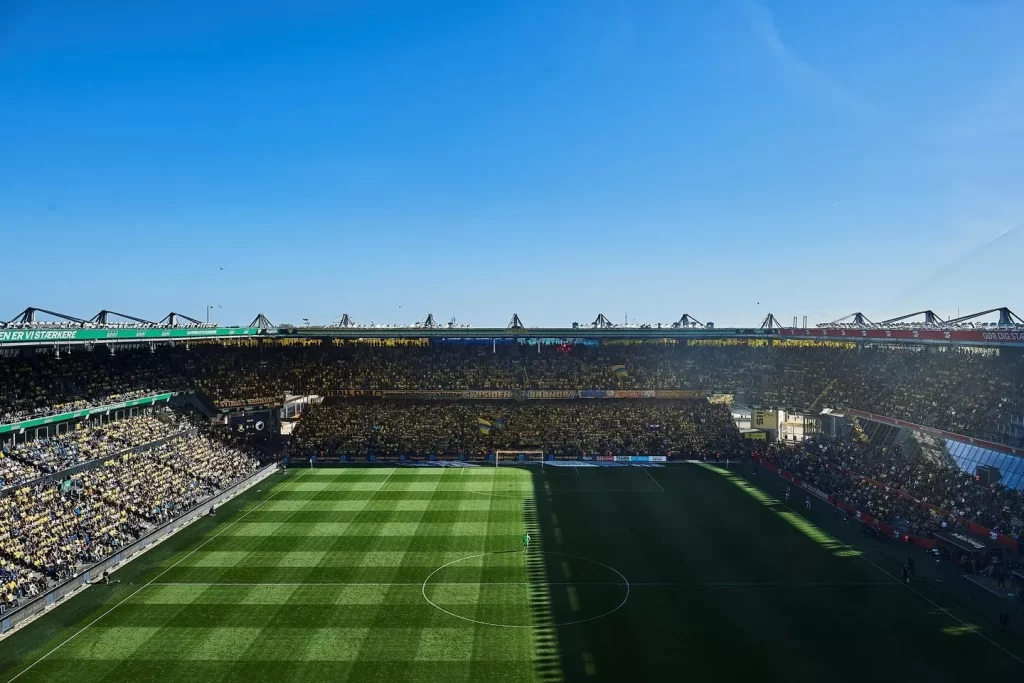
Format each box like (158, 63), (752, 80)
(228, 410), (273, 434)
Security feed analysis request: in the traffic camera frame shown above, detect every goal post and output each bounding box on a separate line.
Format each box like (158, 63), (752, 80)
(494, 450), (546, 466)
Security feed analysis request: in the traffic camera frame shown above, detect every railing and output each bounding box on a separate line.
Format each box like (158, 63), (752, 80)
(0, 463), (278, 636)
(0, 392), (175, 436)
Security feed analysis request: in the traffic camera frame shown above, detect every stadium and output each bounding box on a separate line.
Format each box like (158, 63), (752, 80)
(0, 307), (1023, 682)
(6, 3), (1024, 679)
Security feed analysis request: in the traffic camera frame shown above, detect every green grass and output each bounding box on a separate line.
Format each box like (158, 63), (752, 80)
(1, 464), (1022, 682)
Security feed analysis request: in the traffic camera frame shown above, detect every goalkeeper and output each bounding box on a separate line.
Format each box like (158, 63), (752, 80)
(522, 533), (531, 552)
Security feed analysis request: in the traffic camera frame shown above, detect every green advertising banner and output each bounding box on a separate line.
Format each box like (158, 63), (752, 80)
(0, 392), (175, 435)
(0, 327), (270, 345)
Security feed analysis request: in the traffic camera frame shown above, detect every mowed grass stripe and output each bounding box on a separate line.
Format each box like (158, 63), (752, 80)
(279, 470), (534, 487)
(51, 468), (374, 668)
(335, 468), (460, 668)
(237, 511), (524, 524)
(279, 470), (529, 484)
(179, 547), (533, 567)
(462, 472), (541, 667)
(270, 487), (534, 500)
(203, 531), (525, 552)
(21, 659), (535, 683)
(210, 469), (408, 673)
(159, 479), (367, 585)
(48, 624), (538, 663)
(135, 584), (590, 606)
(259, 491), (533, 503)
(53, 466), (358, 672)
(253, 499), (510, 512)
(238, 507), (523, 521)
(178, 535), (516, 554)
(3, 468), (546, 682)
(179, 522), (524, 543)
(156, 565), (555, 585)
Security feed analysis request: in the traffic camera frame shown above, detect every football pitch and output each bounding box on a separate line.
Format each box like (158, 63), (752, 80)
(1, 464), (1022, 682)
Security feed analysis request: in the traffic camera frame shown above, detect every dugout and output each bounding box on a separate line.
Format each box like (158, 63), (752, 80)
(933, 530), (1005, 572)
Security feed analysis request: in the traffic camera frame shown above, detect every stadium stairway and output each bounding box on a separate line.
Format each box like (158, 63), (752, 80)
(860, 420), (904, 451)
(891, 427), (918, 459)
(909, 431), (945, 466)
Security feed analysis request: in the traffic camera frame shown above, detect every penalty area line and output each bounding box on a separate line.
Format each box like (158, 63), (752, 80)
(639, 465), (665, 492)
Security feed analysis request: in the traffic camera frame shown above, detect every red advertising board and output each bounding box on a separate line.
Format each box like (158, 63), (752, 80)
(777, 327), (1024, 345)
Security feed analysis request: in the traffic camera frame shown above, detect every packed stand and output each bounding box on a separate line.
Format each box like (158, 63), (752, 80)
(0, 349), (185, 424)
(0, 432), (261, 607)
(293, 399), (747, 460)
(3, 341), (1024, 447)
(759, 439), (1024, 542)
(0, 453), (42, 491)
(0, 562), (48, 614)
(1, 415), (186, 486)
(84, 434), (260, 524)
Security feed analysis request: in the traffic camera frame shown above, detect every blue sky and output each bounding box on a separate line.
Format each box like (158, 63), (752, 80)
(2, 0), (1022, 328)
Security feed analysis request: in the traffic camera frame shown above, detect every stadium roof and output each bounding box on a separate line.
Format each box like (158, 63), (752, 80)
(4, 305), (1023, 332)
(2, 305), (1023, 349)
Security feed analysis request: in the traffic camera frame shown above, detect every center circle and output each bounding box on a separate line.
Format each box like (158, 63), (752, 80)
(421, 551), (630, 628)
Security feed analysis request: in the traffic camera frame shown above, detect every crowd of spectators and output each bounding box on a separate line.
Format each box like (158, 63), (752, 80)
(1, 416), (185, 486)
(0, 349), (180, 424)
(760, 439), (1024, 542)
(0, 429), (260, 612)
(293, 399), (746, 460)
(3, 341), (1022, 447)
(86, 434), (258, 523)
(0, 453), (42, 492)
(0, 562), (46, 614)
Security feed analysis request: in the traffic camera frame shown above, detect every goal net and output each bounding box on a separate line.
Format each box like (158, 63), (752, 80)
(494, 450), (546, 466)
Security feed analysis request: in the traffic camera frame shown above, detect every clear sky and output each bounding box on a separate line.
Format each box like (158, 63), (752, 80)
(2, 1), (1022, 328)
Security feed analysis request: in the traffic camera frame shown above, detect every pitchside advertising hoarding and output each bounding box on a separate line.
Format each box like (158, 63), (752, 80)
(582, 455), (667, 462)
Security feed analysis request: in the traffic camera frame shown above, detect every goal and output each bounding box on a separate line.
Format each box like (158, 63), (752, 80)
(494, 450), (546, 466)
